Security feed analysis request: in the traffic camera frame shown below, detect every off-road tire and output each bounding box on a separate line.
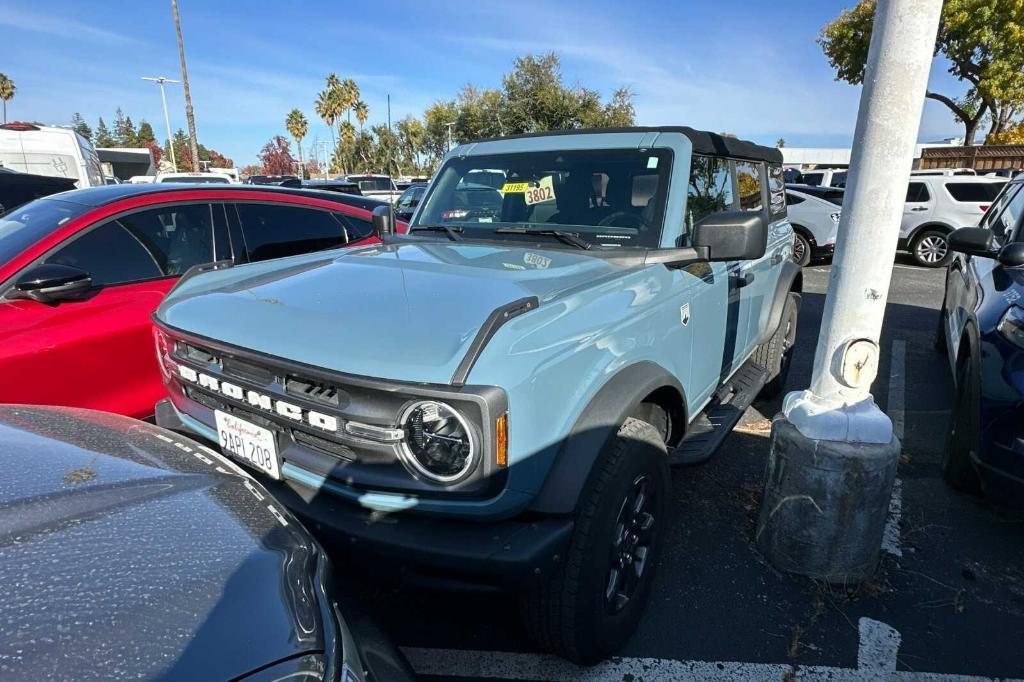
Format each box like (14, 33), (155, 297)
(944, 354), (982, 494)
(519, 418), (669, 665)
(910, 229), (952, 268)
(754, 292), (799, 399)
(792, 231), (812, 267)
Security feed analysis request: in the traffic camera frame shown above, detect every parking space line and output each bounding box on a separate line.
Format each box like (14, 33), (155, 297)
(882, 478), (903, 558)
(881, 339), (906, 559)
(402, 618), (1016, 681)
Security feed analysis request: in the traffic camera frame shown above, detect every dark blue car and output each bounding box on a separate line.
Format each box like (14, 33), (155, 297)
(938, 173), (1024, 502)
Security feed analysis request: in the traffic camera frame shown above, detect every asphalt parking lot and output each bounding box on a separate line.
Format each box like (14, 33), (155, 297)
(333, 258), (1024, 681)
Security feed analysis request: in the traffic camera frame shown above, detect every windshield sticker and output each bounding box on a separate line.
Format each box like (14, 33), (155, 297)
(502, 182), (529, 193)
(647, 156), (659, 169)
(524, 252), (551, 269)
(524, 176), (556, 206)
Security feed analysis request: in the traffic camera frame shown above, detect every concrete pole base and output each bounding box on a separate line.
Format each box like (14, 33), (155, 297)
(756, 417), (900, 583)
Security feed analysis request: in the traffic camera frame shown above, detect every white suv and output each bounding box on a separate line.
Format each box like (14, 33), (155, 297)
(900, 176), (1006, 267)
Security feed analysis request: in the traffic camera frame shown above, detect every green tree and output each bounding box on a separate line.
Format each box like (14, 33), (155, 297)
(70, 112), (92, 142)
(136, 120), (156, 144)
(112, 108), (136, 147)
(286, 108), (309, 178)
(819, 0), (1024, 145)
(94, 117), (115, 147)
(776, 138), (786, 148)
(0, 73), (15, 124)
(354, 100), (369, 133)
(395, 115), (426, 171)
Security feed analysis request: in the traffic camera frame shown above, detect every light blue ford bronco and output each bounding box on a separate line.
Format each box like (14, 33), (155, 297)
(154, 127), (802, 663)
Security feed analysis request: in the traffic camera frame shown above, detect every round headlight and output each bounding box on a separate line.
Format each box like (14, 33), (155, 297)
(399, 400), (475, 483)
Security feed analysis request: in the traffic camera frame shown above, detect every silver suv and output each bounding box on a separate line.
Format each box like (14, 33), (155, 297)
(900, 175), (1006, 267)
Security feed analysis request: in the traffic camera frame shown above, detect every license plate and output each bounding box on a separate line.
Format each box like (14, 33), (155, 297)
(214, 410), (280, 479)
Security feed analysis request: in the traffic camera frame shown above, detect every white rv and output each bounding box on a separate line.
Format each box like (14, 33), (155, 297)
(0, 123), (104, 188)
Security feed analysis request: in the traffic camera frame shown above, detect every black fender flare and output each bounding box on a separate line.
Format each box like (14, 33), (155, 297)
(906, 222), (955, 246)
(529, 361), (686, 515)
(756, 259), (803, 345)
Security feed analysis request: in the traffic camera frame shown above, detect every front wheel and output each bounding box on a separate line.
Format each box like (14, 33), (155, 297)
(792, 232), (812, 267)
(911, 229), (952, 268)
(943, 355), (982, 493)
(754, 292), (799, 399)
(520, 418), (669, 664)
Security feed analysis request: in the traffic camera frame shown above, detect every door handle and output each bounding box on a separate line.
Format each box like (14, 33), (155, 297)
(910, 206), (928, 212)
(730, 272), (755, 288)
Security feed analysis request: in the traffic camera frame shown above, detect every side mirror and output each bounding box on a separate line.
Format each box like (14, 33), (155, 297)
(372, 204), (395, 237)
(948, 227), (996, 258)
(998, 242), (1024, 268)
(11, 263), (92, 303)
(692, 210), (768, 262)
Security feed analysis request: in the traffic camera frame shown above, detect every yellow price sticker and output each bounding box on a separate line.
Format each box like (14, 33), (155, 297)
(501, 182), (529, 193)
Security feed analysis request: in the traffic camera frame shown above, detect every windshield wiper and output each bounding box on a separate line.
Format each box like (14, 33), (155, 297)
(408, 224), (463, 241)
(493, 227), (592, 250)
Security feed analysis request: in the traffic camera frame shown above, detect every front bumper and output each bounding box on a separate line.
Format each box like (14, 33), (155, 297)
(157, 399), (574, 586)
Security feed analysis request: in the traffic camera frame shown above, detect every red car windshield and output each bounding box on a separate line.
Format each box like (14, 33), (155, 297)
(0, 198), (91, 268)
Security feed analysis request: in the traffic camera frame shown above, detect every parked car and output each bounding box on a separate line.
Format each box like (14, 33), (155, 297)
(127, 175), (155, 184)
(154, 126), (802, 664)
(246, 174), (298, 185)
(799, 168), (847, 188)
(785, 184), (843, 265)
(0, 122), (104, 189)
(394, 182), (427, 221)
(281, 178), (363, 196)
(0, 183), (399, 419)
(900, 175), (1006, 267)
(0, 169), (76, 213)
(936, 172), (1024, 505)
(0, 404), (413, 681)
(155, 172), (232, 184)
(911, 167), (976, 177)
(345, 174), (401, 203)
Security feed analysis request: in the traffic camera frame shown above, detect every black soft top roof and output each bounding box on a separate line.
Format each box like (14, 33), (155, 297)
(474, 126), (783, 164)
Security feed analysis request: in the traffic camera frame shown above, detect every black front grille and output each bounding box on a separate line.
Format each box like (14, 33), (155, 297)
(292, 430), (357, 461)
(180, 343), (217, 365)
(223, 357), (275, 384)
(185, 386), (224, 411)
(285, 375), (342, 406)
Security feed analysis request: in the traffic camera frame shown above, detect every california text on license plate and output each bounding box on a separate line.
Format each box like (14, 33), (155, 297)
(214, 410), (281, 479)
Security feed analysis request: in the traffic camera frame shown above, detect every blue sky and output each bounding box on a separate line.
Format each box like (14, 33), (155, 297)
(1, 0), (969, 166)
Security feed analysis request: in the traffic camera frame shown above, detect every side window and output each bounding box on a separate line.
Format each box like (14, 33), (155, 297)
(237, 203), (348, 262)
(338, 213), (373, 241)
(768, 163), (786, 217)
(735, 161), (764, 212)
(999, 184), (1024, 239)
(906, 182), (930, 203)
(945, 182), (1005, 203)
(44, 203), (215, 286)
(785, 192), (806, 205)
(45, 221), (163, 286)
(686, 155), (734, 232)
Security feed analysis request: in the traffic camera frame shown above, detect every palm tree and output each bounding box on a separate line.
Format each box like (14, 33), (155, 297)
(340, 78), (359, 124)
(0, 73), (16, 124)
(315, 89), (337, 148)
(339, 121), (357, 173)
(354, 100), (369, 133)
(285, 109), (308, 179)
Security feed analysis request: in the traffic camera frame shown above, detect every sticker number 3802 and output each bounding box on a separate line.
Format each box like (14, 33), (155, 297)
(524, 176), (556, 206)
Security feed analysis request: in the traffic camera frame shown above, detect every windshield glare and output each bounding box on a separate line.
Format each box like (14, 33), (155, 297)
(416, 149), (672, 248)
(0, 199), (88, 267)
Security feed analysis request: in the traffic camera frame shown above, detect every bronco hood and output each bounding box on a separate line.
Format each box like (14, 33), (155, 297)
(158, 241), (633, 384)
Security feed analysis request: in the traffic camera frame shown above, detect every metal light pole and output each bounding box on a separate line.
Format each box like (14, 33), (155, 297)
(444, 122), (456, 153)
(171, 0), (200, 172)
(757, 0), (943, 582)
(141, 76), (179, 172)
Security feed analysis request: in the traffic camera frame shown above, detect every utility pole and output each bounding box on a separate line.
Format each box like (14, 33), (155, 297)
(757, 0), (943, 582)
(171, 0), (200, 172)
(141, 76), (179, 172)
(444, 122), (456, 153)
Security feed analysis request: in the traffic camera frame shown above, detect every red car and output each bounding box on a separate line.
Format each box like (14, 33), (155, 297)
(0, 183), (399, 419)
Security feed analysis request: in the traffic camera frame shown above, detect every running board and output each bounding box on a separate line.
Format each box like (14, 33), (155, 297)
(669, 360), (769, 466)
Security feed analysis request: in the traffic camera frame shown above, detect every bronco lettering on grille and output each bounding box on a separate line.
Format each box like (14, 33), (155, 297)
(177, 365), (339, 432)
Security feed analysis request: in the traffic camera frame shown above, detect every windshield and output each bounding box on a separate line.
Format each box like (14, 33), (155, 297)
(0, 198), (90, 267)
(416, 149), (672, 248)
(351, 177), (395, 192)
(158, 176), (230, 184)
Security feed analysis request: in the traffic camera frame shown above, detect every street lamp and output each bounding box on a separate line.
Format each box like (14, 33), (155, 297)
(141, 76), (179, 172)
(444, 122), (456, 153)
